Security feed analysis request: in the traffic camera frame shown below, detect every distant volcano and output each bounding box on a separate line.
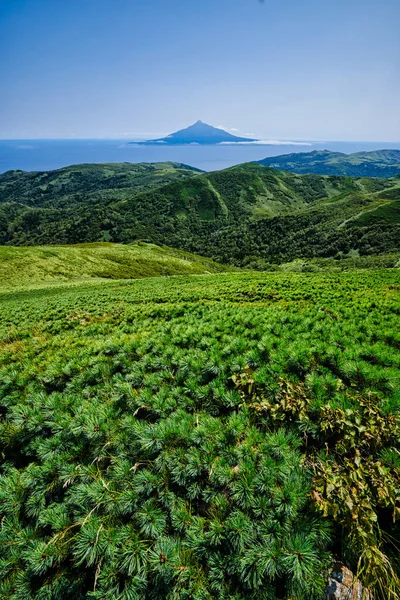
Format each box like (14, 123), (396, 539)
(133, 121), (259, 145)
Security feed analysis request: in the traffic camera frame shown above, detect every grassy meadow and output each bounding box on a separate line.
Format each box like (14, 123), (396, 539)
(0, 242), (228, 290)
(0, 266), (399, 599)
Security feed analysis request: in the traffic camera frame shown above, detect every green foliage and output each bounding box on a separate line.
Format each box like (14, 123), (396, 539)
(274, 253), (400, 272)
(233, 374), (400, 598)
(0, 269), (399, 598)
(258, 149), (400, 178)
(1, 162), (400, 265)
(0, 162), (200, 205)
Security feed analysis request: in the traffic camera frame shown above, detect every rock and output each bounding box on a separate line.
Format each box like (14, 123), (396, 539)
(324, 563), (372, 600)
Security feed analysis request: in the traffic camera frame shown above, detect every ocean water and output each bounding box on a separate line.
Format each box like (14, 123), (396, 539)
(1, 139), (400, 174)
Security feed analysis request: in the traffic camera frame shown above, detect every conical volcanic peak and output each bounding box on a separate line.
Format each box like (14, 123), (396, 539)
(134, 121), (259, 145)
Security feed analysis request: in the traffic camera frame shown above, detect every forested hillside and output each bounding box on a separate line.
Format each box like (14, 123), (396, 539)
(1, 162), (399, 265)
(0, 162), (200, 204)
(258, 149), (400, 177)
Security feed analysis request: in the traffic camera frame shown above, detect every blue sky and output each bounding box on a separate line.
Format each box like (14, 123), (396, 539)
(1, 0), (399, 141)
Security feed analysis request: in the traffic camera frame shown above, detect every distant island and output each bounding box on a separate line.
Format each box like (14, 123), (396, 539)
(131, 120), (259, 145)
(257, 148), (400, 178)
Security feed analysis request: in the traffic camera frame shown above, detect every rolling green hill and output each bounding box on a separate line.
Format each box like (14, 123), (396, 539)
(0, 242), (228, 290)
(0, 161), (200, 206)
(1, 162), (399, 265)
(257, 149), (400, 177)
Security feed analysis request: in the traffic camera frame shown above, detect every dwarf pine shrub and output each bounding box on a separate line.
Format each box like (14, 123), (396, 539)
(0, 270), (399, 599)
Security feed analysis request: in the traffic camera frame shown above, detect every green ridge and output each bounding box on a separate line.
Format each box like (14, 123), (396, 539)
(1, 162), (400, 265)
(258, 149), (400, 177)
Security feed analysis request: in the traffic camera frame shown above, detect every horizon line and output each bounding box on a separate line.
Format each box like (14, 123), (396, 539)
(1, 137), (400, 144)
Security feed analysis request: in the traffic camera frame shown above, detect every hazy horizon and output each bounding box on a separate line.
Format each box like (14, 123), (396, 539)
(1, 0), (400, 142)
(2, 127), (400, 144)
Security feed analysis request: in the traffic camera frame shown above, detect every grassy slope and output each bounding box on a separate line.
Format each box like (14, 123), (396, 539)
(0, 242), (228, 290)
(258, 149), (400, 177)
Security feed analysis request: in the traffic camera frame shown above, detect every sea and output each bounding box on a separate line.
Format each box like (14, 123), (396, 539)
(1, 139), (400, 174)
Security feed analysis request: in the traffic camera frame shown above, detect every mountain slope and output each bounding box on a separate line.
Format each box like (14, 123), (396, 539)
(0, 162), (201, 207)
(0, 242), (228, 290)
(1, 162), (399, 264)
(258, 149), (400, 177)
(133, 120), (258, 145)
(114, 165), (400, 264)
